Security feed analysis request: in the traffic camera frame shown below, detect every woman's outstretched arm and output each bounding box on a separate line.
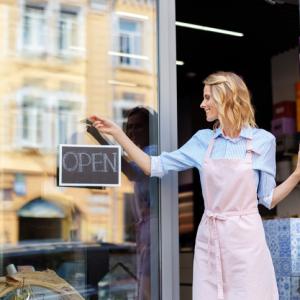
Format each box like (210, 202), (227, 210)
(271, 147), (300, 208)
(90, 115), (151, 175)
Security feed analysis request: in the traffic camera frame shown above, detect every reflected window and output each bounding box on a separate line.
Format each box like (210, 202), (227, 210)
(2, 189), (13, 201)
(18, 94), (45, 148)
(22, 4), (46, 53)
(14, 173), (27, 196)
(15, 89), (82, 150)
(119, 19), (142, 67)
(58, 8), (81, 57)
(56, 100), (81, 144)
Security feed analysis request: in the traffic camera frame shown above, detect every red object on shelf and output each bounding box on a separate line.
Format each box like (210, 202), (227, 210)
(273, 100), (296, 119)
(271, 117), (296, 137)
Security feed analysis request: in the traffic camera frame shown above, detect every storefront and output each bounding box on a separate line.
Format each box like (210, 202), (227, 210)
(0, 0), (179, 299)
(0, 0), (300, 299)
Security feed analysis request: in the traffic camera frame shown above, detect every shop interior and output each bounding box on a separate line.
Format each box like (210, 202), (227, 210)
(176, 0), (300, 297)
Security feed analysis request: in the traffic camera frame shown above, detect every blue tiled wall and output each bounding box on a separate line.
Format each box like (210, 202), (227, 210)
(264, 219), (300, 299)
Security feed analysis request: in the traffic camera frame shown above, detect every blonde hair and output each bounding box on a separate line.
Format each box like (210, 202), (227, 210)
(203, 71), (257, 134)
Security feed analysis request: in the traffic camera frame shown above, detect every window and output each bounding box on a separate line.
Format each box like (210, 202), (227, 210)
(119, 19), (142, 67)
(18, 95), (46, 148)
(56, 100), (81, 144)
(20, 4), (84, 58)
(2, 189), (13, 201)
(22, 4), (46, 53)
(14, 174), (27, 196)
(58, 9), (80, 56)
(15, 89), (82, 150)
(2, 0), (160, 298)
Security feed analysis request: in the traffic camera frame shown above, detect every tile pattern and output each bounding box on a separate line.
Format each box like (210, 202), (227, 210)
(264, 219), (300, 299)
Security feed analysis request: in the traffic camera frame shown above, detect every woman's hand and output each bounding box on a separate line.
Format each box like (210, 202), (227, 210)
(89, 115), (151, 175)
(89, 115), (122, 138)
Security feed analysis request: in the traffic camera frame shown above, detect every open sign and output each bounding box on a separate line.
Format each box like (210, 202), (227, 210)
(58, 144), (121, 187)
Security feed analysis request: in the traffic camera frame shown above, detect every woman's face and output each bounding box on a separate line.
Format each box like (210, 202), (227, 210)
(126, 112), (149, 149)
(200, 85), (219, 122)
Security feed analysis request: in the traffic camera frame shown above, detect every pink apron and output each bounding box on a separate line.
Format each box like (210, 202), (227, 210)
(193, 137), (279, 300)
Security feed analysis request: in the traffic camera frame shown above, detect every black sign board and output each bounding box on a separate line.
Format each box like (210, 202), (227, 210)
(58, 144), (121, 187)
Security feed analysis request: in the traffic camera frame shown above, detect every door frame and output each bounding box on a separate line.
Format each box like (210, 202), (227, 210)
(158, 1), (180, 299)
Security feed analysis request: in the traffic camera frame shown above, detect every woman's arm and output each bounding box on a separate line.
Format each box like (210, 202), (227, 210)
(114, 128), (151, 175)
(271, 147), (300, 208)
(90, 115), (151, 175)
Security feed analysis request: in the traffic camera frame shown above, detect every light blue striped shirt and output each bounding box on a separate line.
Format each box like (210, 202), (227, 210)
(150, 127), (276, 209)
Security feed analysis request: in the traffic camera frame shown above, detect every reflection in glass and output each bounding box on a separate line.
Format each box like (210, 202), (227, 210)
(23, 5), (46, 53)
(119, 19), (142, 67)
(122, 107), (158, 300)
(0, 0), (159, 299)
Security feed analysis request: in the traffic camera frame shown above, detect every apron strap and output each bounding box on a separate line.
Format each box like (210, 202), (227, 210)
(204, 137), (216, 161)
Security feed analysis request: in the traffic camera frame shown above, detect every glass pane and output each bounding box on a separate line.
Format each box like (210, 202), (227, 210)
(0, 0), (159, 299)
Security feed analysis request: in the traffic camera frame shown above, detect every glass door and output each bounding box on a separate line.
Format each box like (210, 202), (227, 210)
(0, 0), (162, 299)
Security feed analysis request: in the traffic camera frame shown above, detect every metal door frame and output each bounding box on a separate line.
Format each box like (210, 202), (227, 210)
(158, 1), (180, 299)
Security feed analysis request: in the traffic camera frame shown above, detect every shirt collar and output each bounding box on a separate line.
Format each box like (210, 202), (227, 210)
(213, 126), (253, 141)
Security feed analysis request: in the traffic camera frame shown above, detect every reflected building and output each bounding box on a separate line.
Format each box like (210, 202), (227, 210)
(0, 0), (157, 246)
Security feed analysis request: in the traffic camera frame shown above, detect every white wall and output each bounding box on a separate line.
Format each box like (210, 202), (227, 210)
(271, 47), (300, 217)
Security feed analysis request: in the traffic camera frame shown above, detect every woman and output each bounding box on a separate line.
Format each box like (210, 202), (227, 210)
(90, 71), (300, 300)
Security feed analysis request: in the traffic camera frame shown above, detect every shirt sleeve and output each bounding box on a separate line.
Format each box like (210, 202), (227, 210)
(150, 130), (209, 178)
(257, 136), (276, 209)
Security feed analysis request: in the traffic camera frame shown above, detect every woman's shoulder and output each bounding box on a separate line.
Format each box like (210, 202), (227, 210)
(193, 128), (214, 140)
(191, 128), (214, 146)
(251, 128), (276, 154)
(179, 129), (212, 151)
(252, 127), (275, 142)
(177, 129), (212, 158)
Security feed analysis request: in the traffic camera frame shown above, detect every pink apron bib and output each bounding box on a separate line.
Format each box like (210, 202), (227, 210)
(193, 137), (278, 300)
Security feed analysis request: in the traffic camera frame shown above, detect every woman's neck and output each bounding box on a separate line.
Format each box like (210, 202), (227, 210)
(221, 125), (241, 139)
